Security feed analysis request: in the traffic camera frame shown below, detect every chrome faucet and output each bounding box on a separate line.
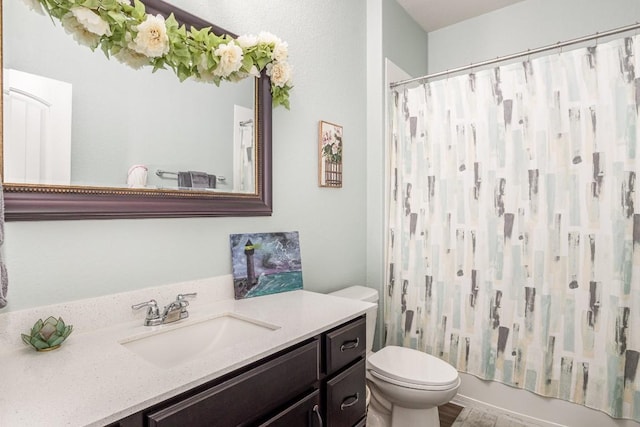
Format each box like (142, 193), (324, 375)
(132, 293), (197, 326)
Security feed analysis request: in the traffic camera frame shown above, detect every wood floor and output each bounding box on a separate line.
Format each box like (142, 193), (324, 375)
(439, 402), (465, 427)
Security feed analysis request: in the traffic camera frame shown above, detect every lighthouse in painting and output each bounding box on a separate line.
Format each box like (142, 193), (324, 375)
(230, 232), (303, 299)
(244, 239), (258, 286)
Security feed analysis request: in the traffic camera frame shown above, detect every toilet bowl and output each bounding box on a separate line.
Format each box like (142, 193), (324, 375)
(329, 286), (460, 427)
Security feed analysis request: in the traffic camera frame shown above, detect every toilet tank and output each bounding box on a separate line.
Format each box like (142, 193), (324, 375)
(329, 286), (378, 353)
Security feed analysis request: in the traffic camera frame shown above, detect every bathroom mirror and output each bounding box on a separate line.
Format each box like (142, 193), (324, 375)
(1, 0), (272, 220)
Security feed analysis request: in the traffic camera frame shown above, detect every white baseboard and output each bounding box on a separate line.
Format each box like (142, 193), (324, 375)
(452, 394), (567, 427)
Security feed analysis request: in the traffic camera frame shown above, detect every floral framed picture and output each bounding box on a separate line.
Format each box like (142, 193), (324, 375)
(318, 121), (343, 188)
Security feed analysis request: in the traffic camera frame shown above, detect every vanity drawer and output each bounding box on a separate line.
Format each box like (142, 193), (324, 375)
(325, 358), (366, 427)
(146, 339), (319, 427)
(258, 389), (321, 426)
(324, 316), (366, 375)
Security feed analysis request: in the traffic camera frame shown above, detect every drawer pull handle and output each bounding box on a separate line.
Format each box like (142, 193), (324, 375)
(312, 404), (324, 427)
(340, 338), (360, 352)
(340, 393), (360, 410)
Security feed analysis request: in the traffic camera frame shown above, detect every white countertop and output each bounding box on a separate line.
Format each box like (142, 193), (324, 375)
(0, 278), (374, 426)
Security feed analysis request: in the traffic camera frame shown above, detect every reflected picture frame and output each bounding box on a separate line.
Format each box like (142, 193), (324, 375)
(318, 120), (343, 188)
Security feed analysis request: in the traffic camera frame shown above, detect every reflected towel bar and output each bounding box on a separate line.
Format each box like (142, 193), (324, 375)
(155, 169), (226, 182)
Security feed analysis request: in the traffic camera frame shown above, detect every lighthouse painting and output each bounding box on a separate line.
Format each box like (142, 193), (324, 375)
(230, 231), (303, 299)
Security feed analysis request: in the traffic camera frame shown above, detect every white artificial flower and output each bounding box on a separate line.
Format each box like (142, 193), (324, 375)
(70, 7), (111, 36)
(236, 34), (258, 49)
(257, 31), (281, 46)
(272, 41), (288, 62)
(21, 0), (44, 15)
(213, 42), (244, 77)
(266, 61), (292, 88)
(130, 14), (169, 58)
(196, 56), (216, 83)
(61, 13), (102, 48)
(114, 48), (150, 69)
(248, 65), (261, 78)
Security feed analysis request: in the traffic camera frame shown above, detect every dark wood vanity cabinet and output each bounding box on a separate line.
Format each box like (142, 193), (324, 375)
(108, 316), (366, 427)
(322, 316), (367, 427)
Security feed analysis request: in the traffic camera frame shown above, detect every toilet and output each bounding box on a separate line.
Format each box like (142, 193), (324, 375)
(330, 286), (460, 427)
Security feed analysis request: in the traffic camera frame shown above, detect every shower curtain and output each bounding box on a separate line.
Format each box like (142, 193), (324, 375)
(387, 34), (640, 421)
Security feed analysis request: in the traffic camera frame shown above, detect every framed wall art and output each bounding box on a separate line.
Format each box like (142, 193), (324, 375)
(229, 231), (303, 299)
(318, 121), (343, 188)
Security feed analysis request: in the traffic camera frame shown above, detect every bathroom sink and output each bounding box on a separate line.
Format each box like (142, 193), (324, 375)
(120, 313), (280, 368)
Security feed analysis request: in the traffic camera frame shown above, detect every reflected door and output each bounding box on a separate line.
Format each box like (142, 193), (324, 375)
(233, 104), (255, 193)
(3, 69), (72, 185)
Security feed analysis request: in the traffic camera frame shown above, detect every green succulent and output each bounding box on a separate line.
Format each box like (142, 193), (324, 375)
(21, 316), (73, 351)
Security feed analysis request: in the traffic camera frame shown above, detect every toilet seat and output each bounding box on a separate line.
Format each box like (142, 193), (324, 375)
(367, 346), (459, 391)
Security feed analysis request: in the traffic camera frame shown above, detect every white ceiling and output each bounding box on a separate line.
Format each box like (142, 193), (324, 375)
(396, 0), (525, 32)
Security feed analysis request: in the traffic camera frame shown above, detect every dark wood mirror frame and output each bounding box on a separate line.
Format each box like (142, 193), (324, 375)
(1, 0), (272, 220)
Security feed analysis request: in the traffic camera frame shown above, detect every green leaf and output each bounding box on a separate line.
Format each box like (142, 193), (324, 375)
(107, 10), (126, 25)
(81, 0), (100, 9)
(177, 64), (191, 82)
(165, 13), (179, 30)
(256, 57), (270, 70)
(132, 0), (146, 20)
(100, 42), (111, 58)
(241, 55), (253, 72)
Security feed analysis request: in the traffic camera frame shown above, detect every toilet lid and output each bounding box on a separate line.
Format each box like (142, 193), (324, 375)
(368, 346), (459, 388)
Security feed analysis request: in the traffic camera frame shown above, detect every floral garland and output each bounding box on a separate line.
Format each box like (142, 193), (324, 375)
(22, 0), (293, 108)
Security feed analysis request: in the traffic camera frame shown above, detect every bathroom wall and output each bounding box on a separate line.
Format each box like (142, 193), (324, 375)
(3, 0), (430, 313)
(426, 0), (640, 425)
(2, 0), (374, 311)
(382, 0), (429, 78)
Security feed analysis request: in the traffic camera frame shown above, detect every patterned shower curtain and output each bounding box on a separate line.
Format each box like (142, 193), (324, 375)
(387, 35), (640, 421)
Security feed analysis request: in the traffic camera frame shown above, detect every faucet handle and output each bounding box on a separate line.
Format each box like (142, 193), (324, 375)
(175, 293), (197, 307)
(132, 299), (160, 317)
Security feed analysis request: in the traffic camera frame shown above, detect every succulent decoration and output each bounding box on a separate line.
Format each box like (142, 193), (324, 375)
(22, 0), (293, 108)
(21, 316), (74, 351)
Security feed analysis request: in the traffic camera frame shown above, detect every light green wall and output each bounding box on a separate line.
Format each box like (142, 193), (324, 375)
(3, 0), (372, 311)
(382, 0), (428, 77)
(428, 0), (640, 74)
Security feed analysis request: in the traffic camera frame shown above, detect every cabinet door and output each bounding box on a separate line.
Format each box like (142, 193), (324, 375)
(258, 390), (322, 427)
(146, 340), (319, 427)
(326, 359), (366, 427)
(324, 317), (366, 375)
(104, 412), (142, 427)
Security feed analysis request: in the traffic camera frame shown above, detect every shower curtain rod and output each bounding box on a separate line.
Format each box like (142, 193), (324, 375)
(390, 22), (640, 88)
